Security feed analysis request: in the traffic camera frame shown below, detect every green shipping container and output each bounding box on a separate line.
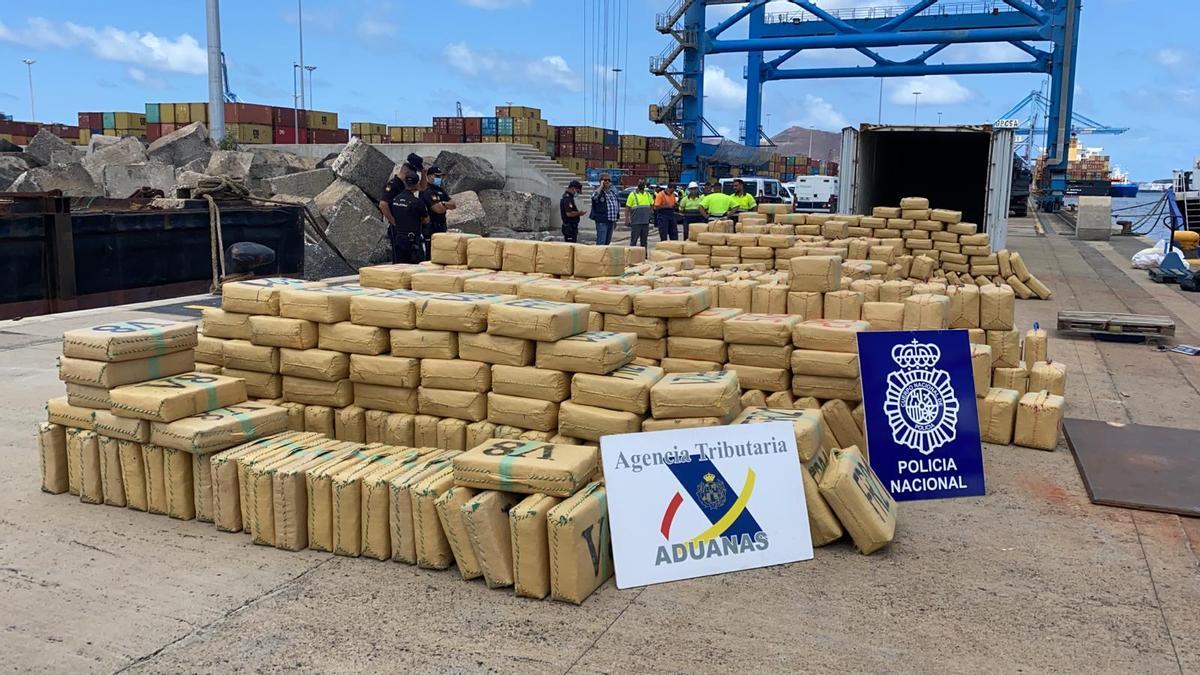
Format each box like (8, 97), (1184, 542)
(145, 103), (159, 124)
(102, 112), (116, 129)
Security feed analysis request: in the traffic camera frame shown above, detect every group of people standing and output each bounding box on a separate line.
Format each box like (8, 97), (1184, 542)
(378, 153), (458, 264)
(380, 153), (765, 263)
(567, 176), (760, 247)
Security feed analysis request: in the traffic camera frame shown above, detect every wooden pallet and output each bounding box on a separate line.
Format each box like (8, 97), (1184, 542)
(1057, 311), (1176, 343)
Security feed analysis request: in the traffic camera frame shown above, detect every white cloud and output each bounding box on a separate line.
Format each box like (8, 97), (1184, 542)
(460, 104), (487, 117)
(444, 42), (581, 92)
(127, 66), (166, 89)
(789, 94), (848, 131)
(529, 56), (581, 91)
(0, 18), (205, 74)
(1156, 48), (1186, 67)
(704, 65), (746, 108)
(457, 0), (531, 7)
(716, 125), (732, 138)
(358, 19), (398, 37)
(888, 76), (973, 105)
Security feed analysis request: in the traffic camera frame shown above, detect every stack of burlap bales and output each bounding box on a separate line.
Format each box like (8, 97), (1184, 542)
(39, 319), (289, 521)
(655, 198), (1053, 299)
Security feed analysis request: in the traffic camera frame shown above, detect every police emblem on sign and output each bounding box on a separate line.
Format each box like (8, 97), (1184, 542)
(883, 340), (959, 456)
(695, 472), (727, 509)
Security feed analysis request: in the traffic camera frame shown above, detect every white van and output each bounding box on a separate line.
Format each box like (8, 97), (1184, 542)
(719, 177), (793, 206)
(788, 175), (839, 213)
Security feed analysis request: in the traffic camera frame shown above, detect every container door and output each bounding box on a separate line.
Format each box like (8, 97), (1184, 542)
(838, 127), (858, 214)
(985, 128), (1015, 249)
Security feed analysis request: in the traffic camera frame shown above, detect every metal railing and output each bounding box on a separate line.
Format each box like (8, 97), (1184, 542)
(655, 0), (693, 32)
(765, 1), (1014, 24)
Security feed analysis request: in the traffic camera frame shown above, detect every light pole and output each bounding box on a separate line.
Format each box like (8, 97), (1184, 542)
(296, 0), (306, 111)
(21, 58), (36, 121)
(765, 112), (772, 136)
(612, 68), (622, 133)
(292, 63), (300, 143)
(304, 65), (316, 110)
(912, 91), (921, 125)
(877, 78), (883, 124)
(937, 111), (943, 124)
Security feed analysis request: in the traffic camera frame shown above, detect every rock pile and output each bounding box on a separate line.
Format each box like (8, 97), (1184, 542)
(2, 128), (561, 277)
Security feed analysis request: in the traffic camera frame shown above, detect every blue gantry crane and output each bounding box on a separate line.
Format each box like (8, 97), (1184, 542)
(650, 0), (1082, 210)
(997, 88), (1126, 162)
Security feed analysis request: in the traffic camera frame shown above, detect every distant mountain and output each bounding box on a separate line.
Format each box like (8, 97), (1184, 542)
(770, 126), (842, 163)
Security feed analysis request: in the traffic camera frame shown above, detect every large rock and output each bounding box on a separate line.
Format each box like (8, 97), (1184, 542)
(249, 149), (318, 179)
(25, 129), (76, 166)
(0, 156), (34, 188)
(9, 163), (102, 196)
(433, 150), (506, 194)
(82, 136), (148, 182)
(271, 193), (327, 230)
(323, 199), (391, 263)
(87, 134), (123, 154)
(206, 150), (256, 179)
(102, 162), (176, 197)
(147, 122), (213, 167)
(173, 170), (214, 193)
(329, 137), (394, 202)
(266, 167), (335, 198)
(313, 178), (378, 223)
(477, 189), (552, 234)
(303, 240), (357, 281)
(0, 138), (21, 153)
(445, 190), (487, 234)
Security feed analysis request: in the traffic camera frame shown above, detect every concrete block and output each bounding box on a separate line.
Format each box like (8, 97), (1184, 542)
(1076, 196), (1113, 242)
(270, 193), (326, 230)
(304, 240), (356, 281)
(9, 163), (103, 196)
(87, 134), (122, 153)
(432, 150), (505, 194)
(330, 137), (395, 202)
(173, 170), (214, 193)
(147, 122), (214, 167)
(0, 156), (32, 188)
(50, 149), (84, 165)
(249, 149), (319, 181)
(478, 189), (552, 234)
(445, 190), (486, 234)
(102, 162), (177, 198)
(323, 199), (391, 263)
(313, 178), (378, 223)
(206, 150), (256, 179)
(82, 137), (148, 182)
(265, 167), (335, 198)
(25, 129), (76, 165)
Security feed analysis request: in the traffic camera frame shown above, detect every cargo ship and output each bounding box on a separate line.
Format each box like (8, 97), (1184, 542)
(1109, 167), (1138, 198)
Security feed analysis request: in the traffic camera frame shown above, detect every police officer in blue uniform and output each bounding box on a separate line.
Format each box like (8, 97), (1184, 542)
(379, 153), (429, 264)
(420, 165), (455, 260)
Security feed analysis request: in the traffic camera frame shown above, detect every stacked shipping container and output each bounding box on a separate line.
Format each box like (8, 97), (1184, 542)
(142, 102), (347, 144)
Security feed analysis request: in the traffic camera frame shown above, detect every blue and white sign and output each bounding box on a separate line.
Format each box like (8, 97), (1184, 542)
(856, 330), (985, 501)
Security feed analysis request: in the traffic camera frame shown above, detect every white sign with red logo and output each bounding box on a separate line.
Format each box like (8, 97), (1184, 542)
(601, 421), (813, 589)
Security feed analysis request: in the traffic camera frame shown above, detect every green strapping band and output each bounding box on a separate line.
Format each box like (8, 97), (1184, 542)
(147, 326), (167, 355)
(229, 410), (256, 437)
(190, 380), (220, 410)
(146, 355), (161, 380)
(497, 442), (539, 491)
(597, 491), (612, 579)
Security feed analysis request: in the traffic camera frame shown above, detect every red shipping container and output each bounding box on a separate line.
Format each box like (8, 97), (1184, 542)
(448, 118), (465, 132)
(272, 106), (307, 128)
(557, 126), (575, 143)
(603, 146), (619, 162)
(146, 123), (162, 142)
(463, 117), (482, 136)
(463, 135), (481, 143)
(224, 103), (273, 126)
(308, 128), (347, 144)
(274, 126), (306, 143)
(558, 142), (574, 157)
(432, 117), (450, 133)
(77, 112), (102, 129)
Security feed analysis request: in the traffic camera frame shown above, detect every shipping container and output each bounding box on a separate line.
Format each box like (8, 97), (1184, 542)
(603, 129), (619, 146)
(307, 128), (349, 144)
(145, 103), (159, 124)
(275, 126), (307, 143)
(78, 112), (103, 129)
(481, 117), (497, 135)
(101, 112), (116, 129)
(556, 126), (574, 143)
(839, 124), (1013, 245)
(306, 110), (338, 130)
(351, 122), (386, 136)
(189, 103), (207, 124)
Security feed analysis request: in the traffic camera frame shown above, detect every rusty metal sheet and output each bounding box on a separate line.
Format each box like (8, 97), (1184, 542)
(1063, 418), (1200, 517)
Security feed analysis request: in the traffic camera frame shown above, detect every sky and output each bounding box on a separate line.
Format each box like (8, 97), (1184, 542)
(0, 0), (1195, 180)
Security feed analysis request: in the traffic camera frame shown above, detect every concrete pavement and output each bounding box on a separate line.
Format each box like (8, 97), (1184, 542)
(1, 219), (1196, 673)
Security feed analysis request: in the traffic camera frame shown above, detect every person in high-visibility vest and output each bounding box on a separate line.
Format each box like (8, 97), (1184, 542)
(699, 189), (735, 219)
(678, 181), (705, 240)
(729, 178), (758, 213)
(653, 184), (678, 241)
(625, 182), (654, 249)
